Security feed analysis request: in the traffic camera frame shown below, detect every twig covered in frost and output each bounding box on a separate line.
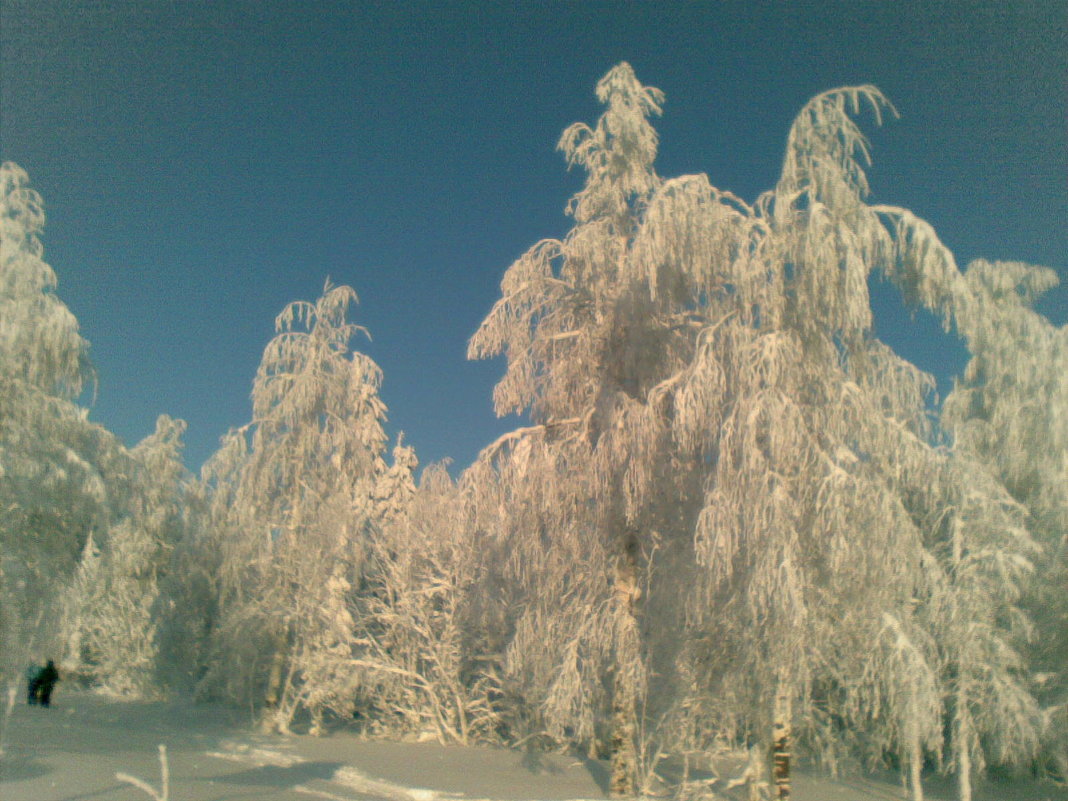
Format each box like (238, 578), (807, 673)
(115, 744), (169, 801)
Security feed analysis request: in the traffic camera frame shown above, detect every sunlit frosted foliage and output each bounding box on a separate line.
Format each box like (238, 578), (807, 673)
(340, 458), (504, 743)
(60, 415), (190, 697)
(200, 281), (405, 734)
(468, 64), (1045, 800)
(942, 259), (1068, 785)
(153, 430), (242, 692)
(0, 165), (138, 753)
(0, 166), (192, 705)
(469, 62), (690, 794)
(0, 163), (89, 398)
(0, 404), (114, 677)
(945, 261), (1066, 539)
(461, 437), (624, 750)
(558, 63), (664, 226)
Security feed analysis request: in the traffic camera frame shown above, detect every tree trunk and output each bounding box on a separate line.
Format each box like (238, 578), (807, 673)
(259, 641), (287, 734)
(771, 681), (792, 800)
(909, 728), (925, 801)
(609, 533), (641, 798)
(952, 523), (972, 801)
(610, 668), (638, 797)
(957, 739), (972, 801)
(956, 695), (973, 801)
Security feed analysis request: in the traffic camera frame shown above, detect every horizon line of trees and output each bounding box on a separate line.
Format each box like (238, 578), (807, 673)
(1, 64), (1064, 801)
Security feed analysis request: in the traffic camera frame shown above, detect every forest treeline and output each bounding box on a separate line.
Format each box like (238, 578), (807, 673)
(1, 65), (1065, 801)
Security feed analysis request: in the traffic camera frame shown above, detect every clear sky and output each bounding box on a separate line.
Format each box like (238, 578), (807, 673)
(2, 1), (1065, 474)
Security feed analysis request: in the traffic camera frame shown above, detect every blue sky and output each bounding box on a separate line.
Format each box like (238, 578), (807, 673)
(2, 1), (1065, 473)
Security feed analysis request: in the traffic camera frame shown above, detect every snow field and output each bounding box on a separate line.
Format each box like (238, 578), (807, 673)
(0, 691), (606, 801)
(4, 692), (1067, 801)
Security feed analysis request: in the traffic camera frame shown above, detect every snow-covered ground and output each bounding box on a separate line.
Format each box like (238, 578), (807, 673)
(2, 691), (1065, 801)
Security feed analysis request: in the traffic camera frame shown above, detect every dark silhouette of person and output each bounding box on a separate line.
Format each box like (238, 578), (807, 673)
(33, 660), (59, 707)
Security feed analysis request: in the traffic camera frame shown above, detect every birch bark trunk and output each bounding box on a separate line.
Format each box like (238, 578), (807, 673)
(909, 727), (925, 801)
(259, 637), (287, 734)
(610, 534), (641, 798)
(956, 695), (973, 801)
(771, 679), (792, 800)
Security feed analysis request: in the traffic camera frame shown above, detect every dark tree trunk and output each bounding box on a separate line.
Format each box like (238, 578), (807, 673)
(771, 681), (792, 800)
(610, 668), (638, 797)
(609, 532), (641, 798)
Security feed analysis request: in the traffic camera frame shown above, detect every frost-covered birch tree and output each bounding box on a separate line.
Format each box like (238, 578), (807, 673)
(469, 63), (701, 795)
(469, 65), (1045, 800)
(664, 85), (1044, 801)
(203, 281), (406, 735)
(626, 83), (969, 800)
(467, 67), (923, 797)
(0, 163), (114, 720)
(857, 219), (1058, 797)
(940, 260), (1068, 788)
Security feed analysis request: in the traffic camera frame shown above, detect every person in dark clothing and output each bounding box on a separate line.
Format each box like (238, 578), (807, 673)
(34, 660), (59, 707)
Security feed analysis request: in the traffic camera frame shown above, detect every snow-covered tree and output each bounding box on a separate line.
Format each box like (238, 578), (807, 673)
(154, 429), (241, 694)
(939, 259), (1068, 787)
(469, 66), (1044, 800)
(0, 163), (114, 730)
(469, 62), (688, 794)
(851, 215), (1059, 797)
(203, 281), (404, 734)
(0, 164), (90, 398)
(635, 84), (968, 800)
(340, 456), (502, 743)
(1, 162), (200, 732)
(60, 415), (190, 696)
